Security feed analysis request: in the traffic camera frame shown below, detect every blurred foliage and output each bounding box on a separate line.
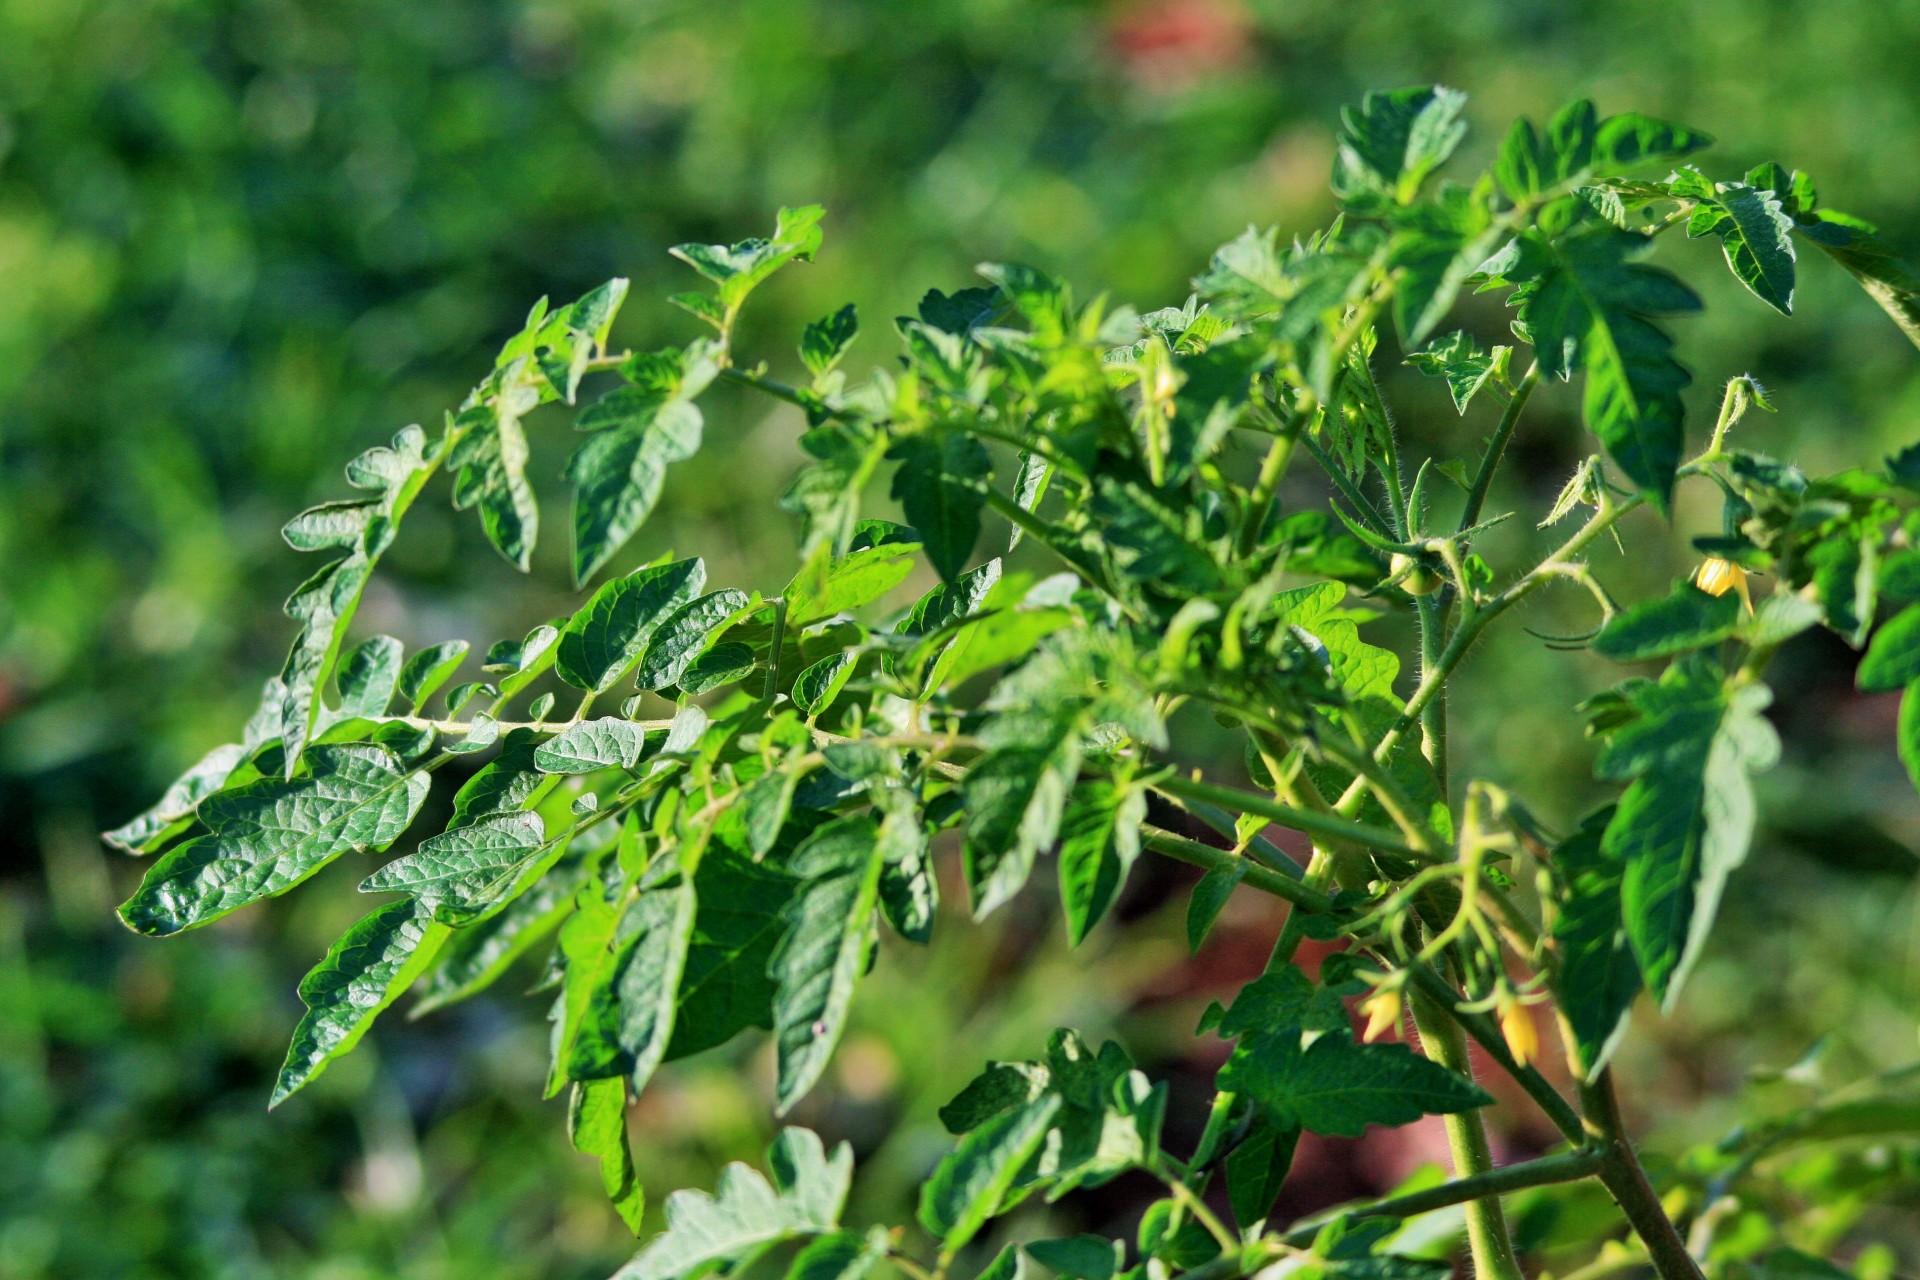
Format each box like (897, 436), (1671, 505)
(5, 0), (1920, 1276)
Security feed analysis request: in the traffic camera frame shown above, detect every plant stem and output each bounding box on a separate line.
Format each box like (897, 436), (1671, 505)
(1409, 985), (1528, 1280)
(1407, 965), (1585, 1143)
(1277, 1146), (1604, 1246)
(1456, 361), (1542, 539)
(1578, 1070), (1706, 1280)
(1141, 828), (1335, 913)
(1154, 773), (1427, 861)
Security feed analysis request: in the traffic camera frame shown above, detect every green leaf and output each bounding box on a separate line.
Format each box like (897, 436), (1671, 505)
(785, 541), (920, 625)
(918, 1095), (1065, 1253)
(1405, 331), (1510, 415)
(1331, 86), (1469, 205)
(567, 349), (716, 584)
(1858, 604), (1920, 691)
(534, 718), (650, 774)
(1224, 1108), (1300, 1231)
(362, 811), (553, 925)
(1692, 183), (1797, 315)
(570, 873), (698, 1091)
(484, 622), (563, 698)
(1549, 806), (1641, 1076)
(1795, 211), (1920, 351)
(963, 735), (1081, 919)
(1025, 1236), (1122, 1280)
(335, 635), (405, 718)
(449, 401), (540, 570)
(635, 589), (754, 691)
(120, 744), (431, 937)
(801, 304), (859, 378)
(1899, 680), (1920, 799)
(1597, 657), (1781, 1005)
(682, 643), (757, 694)
(889, 432), (991, 581)
(271, 898), (449, 1107)
(1218, 1028), (1491, 1137)
(771, 815), (886, 1112)
(1495, 101), (1709, 200)
(611, 1128), (852, 1280)
(414, 840), (604, 1014)
(667, 843), (799, 1059)
(558, 558), (708, 691)
(395, 640), (471, 713)
(1184, 861), (1243, 953)
(103, 740), (250, 854)
(670, 205), (827, 311)
(793, 651), (859, 716)
(570, 1077), (646, 1234)
(1490, 227), (1700, 509)
(1592, 581), (1742, 661)
(782, 1231), (886, 1280)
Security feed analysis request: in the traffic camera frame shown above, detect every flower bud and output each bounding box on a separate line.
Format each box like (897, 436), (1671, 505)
(1359, 986), (1403, 1042)
(1499, 997), (1539, 1068)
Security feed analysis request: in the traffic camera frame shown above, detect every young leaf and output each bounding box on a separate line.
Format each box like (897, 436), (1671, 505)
(1184, 861), (1244, 953)
(396, 640), (471, 713)
(120, 743), (431, 937)
(801, 304), (860, 378)
(449, 400), (540, 571)
(557, 558), (708, 691)
(770, 815), (886, 1112)
(1487, 226), (1700, 509)
(611, 1128), (852, 1280)
(785, 541), (920, 625)
(271, 898), (449, 1107)
(670, 205), (827, 312)
(570, 1077), (646, 1234)
(1331, 85), (1469, 205)
(1597, 657), (1781, 1005)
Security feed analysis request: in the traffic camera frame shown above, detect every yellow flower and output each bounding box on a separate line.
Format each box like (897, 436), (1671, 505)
(1693, 557), (1752, 611)
(1359, 986), (1403, 1042)
(1499, 997), (1539, 1068)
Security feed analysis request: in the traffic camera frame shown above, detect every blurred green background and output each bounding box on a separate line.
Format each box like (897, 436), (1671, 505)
(7, 1), (1920, 1276)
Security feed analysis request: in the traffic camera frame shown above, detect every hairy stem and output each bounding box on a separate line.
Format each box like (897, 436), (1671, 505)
(1278, 1146), (1604, 1245)
(1579, 1070), (1706, 1280)
(1409, 986), (1527, 1280)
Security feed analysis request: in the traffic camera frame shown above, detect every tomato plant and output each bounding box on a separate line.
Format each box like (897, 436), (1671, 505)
(110, 88), (1920, 1280)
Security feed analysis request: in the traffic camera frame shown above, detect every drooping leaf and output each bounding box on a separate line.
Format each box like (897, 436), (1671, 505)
(1596, 657), (1781, 1005)
(120, 744), (431, 936)
(1224, 1108), (1300, 1231)
(1690, 182), (1798, 315)
(889, 432), (991, 581)
(570, 1077), (646, 1235)
(271, 898), (449, 1107)
(104, 741), (250, 854)
(770, 816), (886, 1112)
(414, 840), (605, 1014)
(1857, 604), (1920, 691)
(1549, 806), (1641, 1076)
(659, 842), (796, 1060)
(448, 399), (540, 571)
(570, 873), (698, 1092)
